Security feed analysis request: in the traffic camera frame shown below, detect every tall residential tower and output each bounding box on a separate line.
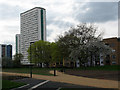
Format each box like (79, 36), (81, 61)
(16, 34), (21, 54)
(20, 7), (46, 64)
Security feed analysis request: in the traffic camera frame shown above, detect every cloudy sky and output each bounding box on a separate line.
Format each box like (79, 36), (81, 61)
(0, 0), (119, 55)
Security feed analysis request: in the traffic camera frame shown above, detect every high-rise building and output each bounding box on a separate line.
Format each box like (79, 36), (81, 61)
(7, 45), (12, 59)
(16, 34), (21, 54)
(0, 44), (12, 59)
(118, 1), (120, 37)
(0, 44), (12, 67)
(0, 45), (7, 58)
(20, 7), (46, 64)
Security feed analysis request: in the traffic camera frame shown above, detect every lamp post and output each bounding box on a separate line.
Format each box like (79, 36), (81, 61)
(30, 42), (34, 78)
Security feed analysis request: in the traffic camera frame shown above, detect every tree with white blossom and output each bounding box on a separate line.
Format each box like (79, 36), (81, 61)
(57, 23), (112, 67)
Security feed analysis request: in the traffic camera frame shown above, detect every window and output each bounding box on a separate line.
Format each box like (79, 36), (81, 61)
(110, 43), (115, 47)
(105, 43), (109, 46)
(112, 55), (116, 59)
(101, 61), (103, 63)
(112, 49), (115, 52)
(112, 61), (116, 64)
(117, 38), (120, 42)
(101, 56), (103, 59)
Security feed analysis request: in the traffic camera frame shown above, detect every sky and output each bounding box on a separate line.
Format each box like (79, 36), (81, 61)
(0, 0), (119, 55)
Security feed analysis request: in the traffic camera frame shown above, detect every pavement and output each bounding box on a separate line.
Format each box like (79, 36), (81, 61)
(11, 78), (100, 90)
(2, 71), (119, 89)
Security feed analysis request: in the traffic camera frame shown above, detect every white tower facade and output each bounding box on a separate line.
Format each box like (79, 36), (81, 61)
(16, 34), (21, 54)
(20, 7), (46, 64)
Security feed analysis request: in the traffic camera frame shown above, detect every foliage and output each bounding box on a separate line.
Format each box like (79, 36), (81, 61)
(26, 23), (112, 67)
(2, 57), (13, 68)
(13, 53), (23, 67)
(57, 34), (79, 61)
(50, 42), (62, 63)
(27, 40), (64, 67)
(57, 23), (112, 66)
(28, 40), (51, 66)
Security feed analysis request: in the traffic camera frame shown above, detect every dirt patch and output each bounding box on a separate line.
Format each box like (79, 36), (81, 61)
(65, 70), (119, 81)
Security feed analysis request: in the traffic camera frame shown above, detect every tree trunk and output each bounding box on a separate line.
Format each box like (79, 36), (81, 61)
(90, 52), (93, 66)
(46, 62), (49, 68)
(63, 58), (65, 67)
(74, 61), (76, 68)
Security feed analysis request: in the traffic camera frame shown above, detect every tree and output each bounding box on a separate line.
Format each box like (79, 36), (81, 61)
(13, 53), (23, 67)
(50, 42), (62, 64)
(28, 40), (51, 67)
(2, 57), (13, 68)
(85, 39), (112, 66)
(57, 32), (80, 67)
(57, 23), (112, 67)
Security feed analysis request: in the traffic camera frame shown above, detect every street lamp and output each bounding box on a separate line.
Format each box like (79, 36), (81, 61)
(30, 42), (34, 78)
(54, 67), (56, 76)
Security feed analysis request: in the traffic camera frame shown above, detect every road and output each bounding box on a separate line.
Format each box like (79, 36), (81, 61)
(11, 78), (112, 90)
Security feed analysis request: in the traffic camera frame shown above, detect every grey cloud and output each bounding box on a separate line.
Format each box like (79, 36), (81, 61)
(46, 12), (73, 31)
(47, 19), (73, 28)
(3, 41), (14, 46)
(46, 20), (73, 37)
(3, 26), (19, 34)
(46, 2), (118, 39)
(46, 6), (74, 29)
(47, 29), (53, 37)
(46, 2), (118, 32)
(0, 3), (24, 20)
(73, 2), (118, 23)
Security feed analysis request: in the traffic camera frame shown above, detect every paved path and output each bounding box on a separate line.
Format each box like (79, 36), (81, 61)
(11, 78), (99, 90)
(2, 71), (119, 89)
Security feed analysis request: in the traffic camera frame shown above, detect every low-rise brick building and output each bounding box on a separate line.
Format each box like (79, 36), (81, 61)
(103, 37), (120, 65)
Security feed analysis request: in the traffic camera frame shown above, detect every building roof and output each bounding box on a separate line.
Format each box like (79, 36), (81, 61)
(20, 7), (46, 15)
(0, 44), (12, 46)
(103, 37), (120, 42)
(103, 37), (117, 40)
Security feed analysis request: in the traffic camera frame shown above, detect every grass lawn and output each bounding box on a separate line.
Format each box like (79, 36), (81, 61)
(2, 80), (26, 89)
(70, 65), (120, 71)
(2, 68), (54, 76)
(2, 65), (119, 76)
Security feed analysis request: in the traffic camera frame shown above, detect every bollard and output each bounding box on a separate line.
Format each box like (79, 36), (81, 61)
(54, 69), (56, 76)
(30, 65), (32, 78)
